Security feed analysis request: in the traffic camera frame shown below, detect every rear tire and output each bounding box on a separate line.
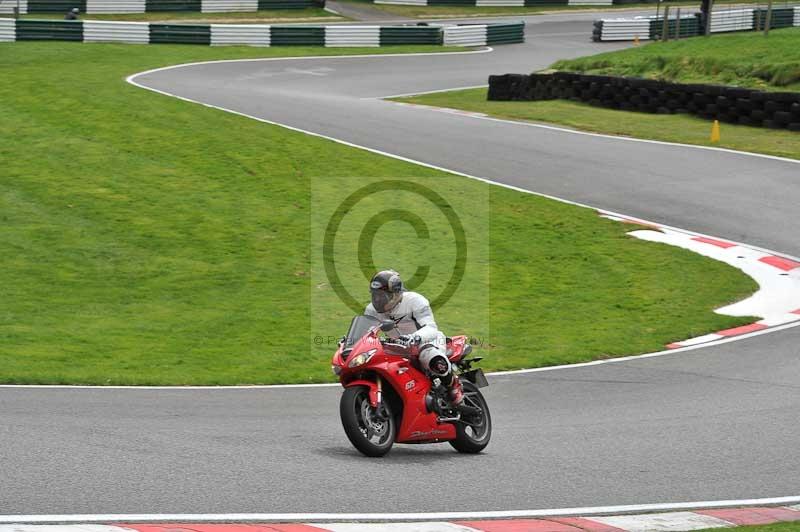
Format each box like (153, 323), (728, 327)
(449, 381), (491, 454)
(340, 385), (395, 457)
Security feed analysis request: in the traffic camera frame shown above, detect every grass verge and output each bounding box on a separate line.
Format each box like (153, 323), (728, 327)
(553, 27), (800, 91)
(20, 9), (344, 22)
(393, 88), (800, 160)
(0, 42), (756, 384)
(395, 29), (800, 160)
(698, 524), (800, 532)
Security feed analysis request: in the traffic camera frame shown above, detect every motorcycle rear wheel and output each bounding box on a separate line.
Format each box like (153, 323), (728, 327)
(340, 385), (395, 457)
(450, 381), (491, 453)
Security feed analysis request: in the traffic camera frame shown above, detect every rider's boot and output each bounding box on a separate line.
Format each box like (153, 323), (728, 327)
(448, 374), (464, 406)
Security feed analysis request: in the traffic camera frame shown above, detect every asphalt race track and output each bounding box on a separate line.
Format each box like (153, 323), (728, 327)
(2, 16), (799, 516)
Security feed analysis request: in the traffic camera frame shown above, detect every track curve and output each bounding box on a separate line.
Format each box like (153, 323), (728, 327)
(2, 18), (799, 516)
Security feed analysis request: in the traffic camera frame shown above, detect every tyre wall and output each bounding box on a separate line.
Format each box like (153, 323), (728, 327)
(0, 17), (523, 46)
(488, 72), (800, 131)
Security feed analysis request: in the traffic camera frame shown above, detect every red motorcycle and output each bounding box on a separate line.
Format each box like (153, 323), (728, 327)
(331, 315), (491, 457)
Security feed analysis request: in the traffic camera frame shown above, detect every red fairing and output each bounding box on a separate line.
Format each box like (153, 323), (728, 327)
(332, 325), (457, 443)
(447, 335), (469, 362)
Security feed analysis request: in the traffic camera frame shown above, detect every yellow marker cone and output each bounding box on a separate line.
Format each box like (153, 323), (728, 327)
(710, 119), (720, 143)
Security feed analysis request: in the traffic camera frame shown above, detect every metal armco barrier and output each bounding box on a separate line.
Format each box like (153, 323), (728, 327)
(374, 0), (607, 5)
(84, 19), (149, 41)
(150, 22), (210, 43)
(489, 72), (800, 131)
(709, 8), (753, 32)
(27, 0), (85, 12)
(210, 23), (270, 44)
(3, 0), (317, 13)
(443, 24), (487, 46)
(487, 21), (524, 42)
(145, 0), (201, 11)
(594, 5), (800, 41)
(0, 18), (524, 46)
(16, 18), (82, 39)
(379, 26), (441, 44)
(0, 17), (15, 39)
(592, 18), (650, 41)
(0, 0), (28, 14)
(202, 0), (257, 12)
(87, 0), (146, 13)
(325, 25), (380, 47)
(649, 14), (699, 39)
(270, 25), (324, 45)
(760, 7), (795, 28)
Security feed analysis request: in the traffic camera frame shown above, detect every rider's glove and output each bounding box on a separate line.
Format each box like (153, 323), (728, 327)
(396, 334), (420, 347)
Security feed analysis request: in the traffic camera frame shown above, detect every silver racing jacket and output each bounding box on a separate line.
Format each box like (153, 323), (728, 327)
(364, 291), (446, 350)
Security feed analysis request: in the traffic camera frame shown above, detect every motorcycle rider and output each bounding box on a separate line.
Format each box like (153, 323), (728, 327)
(365, 270), (463, 406)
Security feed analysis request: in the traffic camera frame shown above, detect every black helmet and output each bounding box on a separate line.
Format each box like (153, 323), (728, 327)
(370, 270), (403, 313)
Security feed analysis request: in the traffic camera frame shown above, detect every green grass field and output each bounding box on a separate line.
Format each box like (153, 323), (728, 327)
(21, 9), (343, 22)
(698, 523), (800, 532)
(554, 27), (800, 91)
(396, 29), (800, 161)
(395, 88), (800, 160)
(0, 42), (756, 385)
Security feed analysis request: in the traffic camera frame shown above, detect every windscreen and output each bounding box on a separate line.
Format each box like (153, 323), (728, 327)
(344, 315), (380, 349)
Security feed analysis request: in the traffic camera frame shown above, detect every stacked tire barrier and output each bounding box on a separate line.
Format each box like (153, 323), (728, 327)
(442, 21), (524, 45)
(593, 5), (800, 41)
(0, 17), (524, 46)
(488, 72), (800, 131)
(0, 0), (320, 14)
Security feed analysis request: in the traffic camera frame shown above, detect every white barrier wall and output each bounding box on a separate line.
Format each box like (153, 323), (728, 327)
(374, 0), (426, 5)
(83, 19), (149, 41)
(569, 0), (612, 6)
(710, 8), (754, 32)
(202, 0), (257, 12)
(0, 16), (14, 40)
(476, 0), (523, 7)
(86, 0), (146, 13)
(600, 18), (650, 40)
(0, 0), (27, 14)
(794, 5), (800, 25)
(210, 23), (271, 45)
(324, 25), (379, 46)
(443, 24), (486, 45)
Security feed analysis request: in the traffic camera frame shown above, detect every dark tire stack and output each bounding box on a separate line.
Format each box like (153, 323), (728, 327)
(487, 72), (800, 131)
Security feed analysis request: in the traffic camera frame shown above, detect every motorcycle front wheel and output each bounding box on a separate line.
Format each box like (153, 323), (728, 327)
(340, 385), (396, 457)
(450, 381), (491, 453)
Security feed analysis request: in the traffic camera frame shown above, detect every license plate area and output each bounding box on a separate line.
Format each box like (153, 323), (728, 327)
(463, 368), (488, 388)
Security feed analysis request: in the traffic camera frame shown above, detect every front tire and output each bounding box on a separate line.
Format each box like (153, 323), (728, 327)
(449, 381), (491, 454)
(340, 385), (395, 457)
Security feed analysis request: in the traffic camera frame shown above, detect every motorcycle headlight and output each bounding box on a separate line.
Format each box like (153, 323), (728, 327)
(347, 348), (377, 368)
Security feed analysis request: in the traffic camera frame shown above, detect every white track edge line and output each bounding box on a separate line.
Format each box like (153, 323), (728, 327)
(126, 46), (493, 82)
(5, 320), (799, 389)
(4, 53), (790, 392)
(364, 84), (489, 100)
(3, 496), (800, 523)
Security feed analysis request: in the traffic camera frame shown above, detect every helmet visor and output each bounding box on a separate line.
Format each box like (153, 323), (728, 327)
(371, 289), (396, 313)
